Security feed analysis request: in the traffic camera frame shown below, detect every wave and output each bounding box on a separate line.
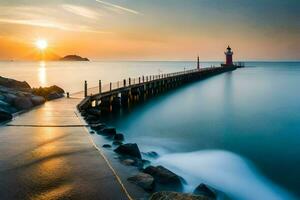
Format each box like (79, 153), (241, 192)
(154, 150), (296, 200)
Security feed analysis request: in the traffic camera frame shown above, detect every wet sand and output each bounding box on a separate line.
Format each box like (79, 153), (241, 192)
(0, 98), (131, 200)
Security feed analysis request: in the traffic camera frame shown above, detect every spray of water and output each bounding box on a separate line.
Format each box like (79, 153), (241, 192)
(154, 150), (296, 200)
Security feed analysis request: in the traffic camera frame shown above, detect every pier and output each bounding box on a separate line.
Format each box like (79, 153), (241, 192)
(77, 66), (237, 113)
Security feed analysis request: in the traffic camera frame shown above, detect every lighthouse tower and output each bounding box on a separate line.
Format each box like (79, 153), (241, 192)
(225, 46), (233, 66)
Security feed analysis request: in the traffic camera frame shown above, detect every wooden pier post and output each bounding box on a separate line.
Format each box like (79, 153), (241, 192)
(129, 78), (131, 85)
(110, 82), (112, 91)
(99, 80), (102, 94)
(84, 80), (88, 97)
(124, 79), (126, 87)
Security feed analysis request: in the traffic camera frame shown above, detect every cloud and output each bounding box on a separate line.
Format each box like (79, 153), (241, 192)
(61, 4), (101, 19)
(0, 5), (110, 34)
(95, 0), (140, 15)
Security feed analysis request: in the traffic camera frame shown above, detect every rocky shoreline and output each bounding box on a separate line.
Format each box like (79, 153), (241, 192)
(81, 108), (219, 200)
(0, 76), (64, 123)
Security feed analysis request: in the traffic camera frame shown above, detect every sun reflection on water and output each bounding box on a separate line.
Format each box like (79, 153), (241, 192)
(38, 61), (47, 86)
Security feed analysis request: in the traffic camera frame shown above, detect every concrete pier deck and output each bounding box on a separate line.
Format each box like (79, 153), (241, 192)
(0, 98), (130, 200)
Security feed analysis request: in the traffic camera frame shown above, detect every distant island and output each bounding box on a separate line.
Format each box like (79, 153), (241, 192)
(59, 55), (89, 61)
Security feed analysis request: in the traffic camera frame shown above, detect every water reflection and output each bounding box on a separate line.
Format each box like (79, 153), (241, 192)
(38, 61), (47, 87)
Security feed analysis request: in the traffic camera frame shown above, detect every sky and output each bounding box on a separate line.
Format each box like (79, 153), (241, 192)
(0, 0), (299, 61)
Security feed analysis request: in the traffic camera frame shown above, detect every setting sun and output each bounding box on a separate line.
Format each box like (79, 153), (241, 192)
(35, 39), (48, 50)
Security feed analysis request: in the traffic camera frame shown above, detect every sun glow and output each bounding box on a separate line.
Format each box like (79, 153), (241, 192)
(35, 39), (48, 50)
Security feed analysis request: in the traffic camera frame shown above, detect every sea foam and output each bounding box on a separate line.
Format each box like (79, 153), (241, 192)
(154, 150), (296, 200)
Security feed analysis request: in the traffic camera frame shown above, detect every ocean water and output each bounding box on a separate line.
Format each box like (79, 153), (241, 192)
(1, 61), (300, 199)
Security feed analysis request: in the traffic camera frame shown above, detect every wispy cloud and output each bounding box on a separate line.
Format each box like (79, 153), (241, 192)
(0, 6), (110, 34)
(95, 0), (140, 15)
(61, 4), (101, 19)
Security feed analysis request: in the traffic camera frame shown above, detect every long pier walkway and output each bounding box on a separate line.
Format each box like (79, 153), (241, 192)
(77, 66), (237, 112)
(0, 98), (130, 200)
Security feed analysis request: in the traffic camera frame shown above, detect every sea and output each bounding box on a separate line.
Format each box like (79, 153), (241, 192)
(1, 61), (300, 200)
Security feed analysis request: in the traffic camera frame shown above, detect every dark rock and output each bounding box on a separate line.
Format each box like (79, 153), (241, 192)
(47, 92), (64, 100)
(13, 97), (33, 110)
(102, 144), (112, 148)
(90, 123), (105, 131)
(102, 127), (117, 136)
(86, 108), (101, 116)
(3, 93), (17, 104)
(32, 85), (64, 100)
(143, 165), (183, 191)
(0, 76), (31, 91)
(89, 131), (95, 134)
(193, 184), (216, 199)
(128, 172), (154, 191)
(0, 111), (13, 122)
(113, 133), (124, 141)
(114, 143), (142, 159)
(150, 192), (212, 200)
(30, 96), (46, 106)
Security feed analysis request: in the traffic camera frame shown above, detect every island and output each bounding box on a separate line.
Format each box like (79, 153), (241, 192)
(59, 55), (89, 61)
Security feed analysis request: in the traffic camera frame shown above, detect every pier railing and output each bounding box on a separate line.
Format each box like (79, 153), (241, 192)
(72, 67), (219, 98)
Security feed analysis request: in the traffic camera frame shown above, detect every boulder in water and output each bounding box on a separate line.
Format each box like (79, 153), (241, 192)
(128, 172), (154, 191)
(114, 143), (142, 159)
(150, 191), (213, 200)
(13, 97), (33, 110)
(143, 165), (183, 191)
(114, 133), (124, 141)
(102, 144), (112, 148)
(102, 127), (117, 136)
(0, 111), (13, 122)
(193, 184), (216, 199)
(30, 96), (46, 106)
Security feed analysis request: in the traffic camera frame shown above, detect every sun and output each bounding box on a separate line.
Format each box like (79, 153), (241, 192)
(35, 39), (48, 50)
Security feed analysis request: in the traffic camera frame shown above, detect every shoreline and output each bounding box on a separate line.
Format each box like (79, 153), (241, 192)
(81, 106), (219, 200)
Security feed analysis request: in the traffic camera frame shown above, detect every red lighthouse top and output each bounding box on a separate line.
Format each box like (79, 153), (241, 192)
(225, 46), (233, 65)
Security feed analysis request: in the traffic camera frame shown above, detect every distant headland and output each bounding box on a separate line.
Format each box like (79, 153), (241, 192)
(59, 55), (89, 61)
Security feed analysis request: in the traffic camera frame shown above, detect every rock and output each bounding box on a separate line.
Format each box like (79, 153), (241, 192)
(0, 76), (31, 91)
(13, 97), (33, 110)
(90, 123), (105, 131)
(114, 143), (142, 159)
(102, 127), (117, 136)
(32, 85), (64, 100)
(114, 133), (124, 141)
(0, 101), (17, 113)
(121, 159), (135, 166)
(89, 131), (95, 134)
(102, 144), (112, 148)
(0, 111), (13, 122)
(30, 96), (46, 106)
(128, 172), (154, 191)
(3, 93), (17, 104)
(193, 184), (216, 199)
(86, 108), (101, 116)
(150, 191), (213, 200)
(143, 165), (183, 191)
(47, 92), (64, 100)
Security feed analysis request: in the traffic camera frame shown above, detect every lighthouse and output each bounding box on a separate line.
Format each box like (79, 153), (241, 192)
(224, 46), (233, 66)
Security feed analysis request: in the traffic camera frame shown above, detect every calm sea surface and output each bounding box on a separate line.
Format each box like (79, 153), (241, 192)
(1, 61), (300, 200)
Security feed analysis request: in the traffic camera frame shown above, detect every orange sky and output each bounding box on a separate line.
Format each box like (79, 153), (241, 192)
(0, 0), (299, 61)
